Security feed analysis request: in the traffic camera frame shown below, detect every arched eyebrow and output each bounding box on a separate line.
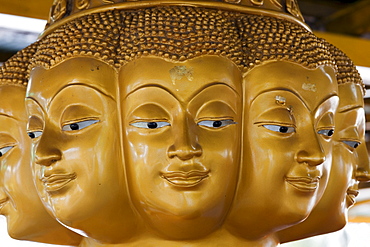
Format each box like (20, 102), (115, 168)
(49, 83), (115, 108)
(191, 82), (240, 99)
(25, 97), (46, 117)
(338, 104), (362, 113)
(126, 81), (239, 104)
(125, 84), (179, 101)
(250, 87), (310, 110)
(0, 112), (18, 121)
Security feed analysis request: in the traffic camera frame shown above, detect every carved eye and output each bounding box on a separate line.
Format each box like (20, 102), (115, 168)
(130, 121), (171, 129)
(198, 119), (236, 128)
(28, 131), (43, 139)
(0, 146), (14, 157)
(62, 120), (99, 131)
(342, 140), (360, 149)
(318, 129), (334, 137)
(263, 124), (295, 133)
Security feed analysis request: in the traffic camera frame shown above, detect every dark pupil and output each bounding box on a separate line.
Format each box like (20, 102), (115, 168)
(147, 122), (158, 129)
(70, 123), (79, 130)
(279, 126), (289, 133)
(0, 152), (2, 157)
(28, 132), (35, 139)
(328, 129), (334, 137)
(354, 143), (359, 148)
(213, 121), (222, 128)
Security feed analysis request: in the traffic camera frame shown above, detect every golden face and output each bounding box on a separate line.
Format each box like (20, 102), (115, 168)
(277, 83), (369, 242)
(311, 84), (368, 227)
(226, 61), (338, 238)
(26, 57), (137, 243)
(120, 56), (242, 239)
(0, 85), (80, 244)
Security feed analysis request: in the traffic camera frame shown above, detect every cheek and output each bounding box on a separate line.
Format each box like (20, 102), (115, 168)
(126, 129), (170, 160)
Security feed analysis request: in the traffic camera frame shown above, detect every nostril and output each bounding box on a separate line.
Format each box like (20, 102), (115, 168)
(35, 154), (61, 166)
(296, 150), (325, 166)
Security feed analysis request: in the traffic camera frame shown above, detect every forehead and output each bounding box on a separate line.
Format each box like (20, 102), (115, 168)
(243, 61), (338, 111)
(0, 85), (26, 120)
(338, 83), (364, 112)
(26, 57), (117, 109)
(119, 56), (242, 101)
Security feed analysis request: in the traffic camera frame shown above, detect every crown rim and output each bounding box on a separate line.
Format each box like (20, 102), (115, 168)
(39, 1), (311, 39)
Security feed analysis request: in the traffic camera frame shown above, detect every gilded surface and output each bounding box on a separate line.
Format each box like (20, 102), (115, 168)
(0, 46), (82, 245)
(0, 0), (368, 246)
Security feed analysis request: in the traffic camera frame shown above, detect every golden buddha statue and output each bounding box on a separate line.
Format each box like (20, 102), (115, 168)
(223, 15), (339, 246)
(0, 43), (81, 245)
(0, 0), (363, 245)
(27, 55), (141, 245)
(277, 44), (370, 243)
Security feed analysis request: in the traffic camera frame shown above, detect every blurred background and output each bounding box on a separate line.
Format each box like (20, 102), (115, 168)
(0, 0), (370, 246)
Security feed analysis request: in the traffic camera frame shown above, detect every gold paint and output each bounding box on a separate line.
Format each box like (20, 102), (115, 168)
(278, 83), (369, 243)
(41, 0), (307, 36)
(250, 0), (263, 6)
(0, 85), (81, 245)
(5, 0), (364, 245)
(0, 44), (82, 245)
(50, 0), (67, 23)
(120, 56), (242, 240)
(75, 0), (90, 9)
(226, 60), (338, 243)
(26, 57), (140, 243)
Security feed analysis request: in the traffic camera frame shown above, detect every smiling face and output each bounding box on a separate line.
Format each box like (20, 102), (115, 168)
(331, 83), (368, 212)
(26, 57), (137, 243)
(277, 83), (370, 243)
(226, 61), (338, 239)
(120, 56), (242, 239)
(0, 85), (81, 244)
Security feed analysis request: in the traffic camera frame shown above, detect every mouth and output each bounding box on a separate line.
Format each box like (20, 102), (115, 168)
(0, 197), (8, 211)
(285, 176), (320, 193)
(161, 171), (210, 188)
(346, 188), (359, 207)
(41, 173), (77, 193)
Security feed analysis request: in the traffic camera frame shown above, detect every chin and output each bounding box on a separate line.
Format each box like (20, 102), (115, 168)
(7, 219), (37, 241)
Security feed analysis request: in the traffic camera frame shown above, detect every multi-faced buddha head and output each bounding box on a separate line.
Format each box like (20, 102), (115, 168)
(277, 45), (370, 243)
(226, 16), (339, 240)
(26, 11), (138, 243)
(0, 44), (81, 245)
(117, 7), (244, 239)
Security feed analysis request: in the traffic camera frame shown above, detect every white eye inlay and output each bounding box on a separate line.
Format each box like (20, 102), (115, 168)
(263, 124), (295, 133)
(0, 146), (14, 157)
(318, 129), (334, 137)
(28, 131), (43, 139)
(198, 119), (236, 128)
(62, 120), (99, 131)
(130, 121), (171, 129)
(342, 140), (360, 149)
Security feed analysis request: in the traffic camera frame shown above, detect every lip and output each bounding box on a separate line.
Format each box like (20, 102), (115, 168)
(41, 173), (77, 193)
(285, 176), (320, 193)
(346, 188), (359, 207)
(161, 170), (209, 187)
(0, 197), (8, 211)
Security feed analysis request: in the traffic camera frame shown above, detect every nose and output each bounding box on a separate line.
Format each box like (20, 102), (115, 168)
(355, 142), (370, 182)
(34, 127), (62, 167)
(295, 129), (326, 166)
(167, 116), (202, 160)
(35, 151), (62, 167)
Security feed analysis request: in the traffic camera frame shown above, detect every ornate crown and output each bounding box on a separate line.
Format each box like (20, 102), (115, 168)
(41, 0), (309, 37)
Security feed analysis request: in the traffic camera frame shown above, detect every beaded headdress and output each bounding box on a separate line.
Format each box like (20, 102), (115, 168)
(42, 0), (309, 38)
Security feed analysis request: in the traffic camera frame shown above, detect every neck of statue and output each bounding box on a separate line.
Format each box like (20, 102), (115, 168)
(78, 227), (280, 247)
